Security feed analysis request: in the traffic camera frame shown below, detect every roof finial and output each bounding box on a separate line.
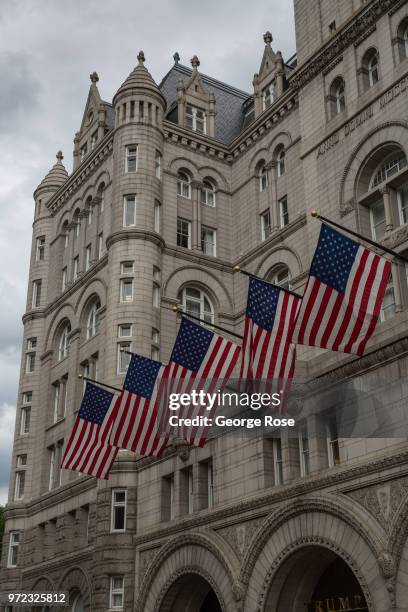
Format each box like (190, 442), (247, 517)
(90, 71), (99, 84)
(137, 50), (145, 65)
(263, 31), (273, 46)
(56, 150), (64, 163)
(173, 51), (180, 64)
(191, 55), (200, 71)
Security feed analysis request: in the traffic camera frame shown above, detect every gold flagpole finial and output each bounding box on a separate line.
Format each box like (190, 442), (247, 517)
(311, 210), (318, 217)
(233, 265), (241, 272)
(78, 374), (83, 379)
(172, 305), (179, 312)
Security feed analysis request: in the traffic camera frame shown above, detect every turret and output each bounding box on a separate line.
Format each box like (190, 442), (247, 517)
(33, 151), (68, 219)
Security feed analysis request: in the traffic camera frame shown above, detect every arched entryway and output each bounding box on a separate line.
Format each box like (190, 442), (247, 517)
(158, 573), (223, 612)
(264, 546), (369, 611)
(70, 590), (85, 612)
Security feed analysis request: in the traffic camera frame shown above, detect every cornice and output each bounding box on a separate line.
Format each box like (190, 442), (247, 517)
(289, 0), (397, 91)
(105, 228), (165, 250)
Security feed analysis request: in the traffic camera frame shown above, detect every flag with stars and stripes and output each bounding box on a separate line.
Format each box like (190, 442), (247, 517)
(61, 382), (119, 480)
(240, 276), (300, 390)
(109, 354), (169, 457)
(291, 223), (391, 356)
(161, 317), (241, 447)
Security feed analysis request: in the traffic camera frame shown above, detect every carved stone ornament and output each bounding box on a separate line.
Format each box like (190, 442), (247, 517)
(340, 197), (356, 217)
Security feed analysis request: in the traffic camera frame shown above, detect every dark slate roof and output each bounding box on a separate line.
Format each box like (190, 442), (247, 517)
(103, 102), (115, 129)
(159, 63), (250, 144)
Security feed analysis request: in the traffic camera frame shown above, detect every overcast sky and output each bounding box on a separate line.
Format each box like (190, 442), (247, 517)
(0, 0), (296, 504)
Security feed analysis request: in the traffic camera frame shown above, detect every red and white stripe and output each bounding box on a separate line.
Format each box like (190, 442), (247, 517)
(162, 333), (241, 446)
(291, 246), (391, 356)
(61, 392), (119, 480)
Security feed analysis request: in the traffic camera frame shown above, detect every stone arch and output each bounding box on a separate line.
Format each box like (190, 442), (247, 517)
(156, 568), (226, 612)
(94, 169), (111, 192)
(136, 531), (239, 612)
(167, 156), (200, 179)
(389, 490), (408, 608)
(68, 198), (82, 216)
(44, 305), (75, 352)
(74, 278), (107, 317)
(56, 211), (71, 235)
(198, 165), (229, 190)
(339, 121), (408, 212)
(82, 186), (94, 205)
(268, 130), (292, 154)
(56, 566), (92, 611)
(249, 147), (269, 175)
(163, 265), (234, 312)
(240, 495), (389, 611)
(30, 574), (55, 591)
(255, 245), (303, 279)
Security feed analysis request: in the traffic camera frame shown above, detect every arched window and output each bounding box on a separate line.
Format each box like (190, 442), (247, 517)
(177, 171), (191, 199)
(371, 152), (407, 189)
(259, 164), (268, 192)
(62, 220), (69, 249)
(86, 300), (101, 340)
(262, 82), (275, 111)
(71, 592), (85, 612)
(367, 52), (379, 87)
(266, 265), (291, 290)
(396, 19), (408, 61)
(58, 322), (71, 361)
(276, 147), (286, 177)
(405, 26), (408, 58)
(330, 77), (346, 116)
(179, 286), (214, 324)
(361, 48), (379, 90)
(201, 180), (216, 207)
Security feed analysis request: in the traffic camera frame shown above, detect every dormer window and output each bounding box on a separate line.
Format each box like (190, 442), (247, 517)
(262, 83), (275, 111)
(186, 105), (206, 134)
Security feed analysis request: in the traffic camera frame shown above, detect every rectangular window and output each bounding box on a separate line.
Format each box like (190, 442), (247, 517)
(151, 346), (160, 361)
(207, 460), (214, 508)
(152, 328), (159, 344)
(88, 207), (93, 227)
(381, 275), (396, 322)
(370, 200), (386, 241)
(73, 256), (79, 281)
(273, 438), (284, 485)
(27, 337), (37, 350)
(110, 576), (124, 609)
(117, 343), (131, 374)
(90, 131), (98, 151)
(177, 218), (191, 249)
(162, 474), (175, 521)
(201, 226), (216, 256)
(16, 454), (27, 467)
(7, 532), (20, 568)
(154, 201), (161, 232)
(261, 210), (272, 241)
(14, 471), (25, 500)
(23, 391), (32, 405)
(111, 489), (127, 532)
(35, 236), (45, 261)
(118, 324), (132, 338)
(75, 220), (80, 239)
(153, 283), (160, 308)
(25, 352), (35, 373)
(98, 233), (103, 258)
(53, 382), (60, 423)
(121, 261), (134, 274)
(299, 424), (310, 477)
(32, 280), (42, 308)
(155, 151), (162, 179)
(186, 105), (206, 134)
(125, 145), (138, 172)
(62, 266), (67, 292)
(120, 279), (134, 302)
(123, 195), (136, 227)
(327, 414), (340, 467)
(85, 244), (92, 271)
(279, 196), (289, 228)
(21, 407), (31, 434)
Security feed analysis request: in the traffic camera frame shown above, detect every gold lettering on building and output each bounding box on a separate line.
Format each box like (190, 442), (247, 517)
(310, 595), (368, 611)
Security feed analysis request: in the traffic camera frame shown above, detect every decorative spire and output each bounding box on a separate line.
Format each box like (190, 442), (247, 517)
(56, 150), (64, 162)
(137, 50), (145, 65)
(173, 51), (180, 64)
(263, 31), (273, 46)
(191, 55), (200, 71)
(90, 71), (99, 84)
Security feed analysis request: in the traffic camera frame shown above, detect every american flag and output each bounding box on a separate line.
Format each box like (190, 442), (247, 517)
(291, 223), (391, 356)
(61, 382), (119, 480)
(240, 277), (300, 385)
(109, 355), (168, 457)
(162, 317), (241, 446)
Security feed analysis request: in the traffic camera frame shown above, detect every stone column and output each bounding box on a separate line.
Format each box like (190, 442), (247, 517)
(73, 132), (80, 171)
(380, 186), (393, 233)
(78, 210), (88, 272)
(192, 181), (202, 251)
(208, 93), (216, 138)
(266, 161), (278, 231)
(276, 53), (285, 97)
(307, 414), (329, 473)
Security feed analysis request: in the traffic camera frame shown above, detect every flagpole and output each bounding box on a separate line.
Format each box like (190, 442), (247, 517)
(233, 266), (302, 298)
(311, 210), (408, 264)
(172, 306), (243, 340)
(78, 374), (122, 393)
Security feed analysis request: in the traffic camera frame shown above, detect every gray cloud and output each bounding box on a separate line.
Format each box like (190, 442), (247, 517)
(0, 52), (42, 133)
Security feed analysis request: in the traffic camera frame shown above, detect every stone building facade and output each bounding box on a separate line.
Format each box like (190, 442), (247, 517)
(2, 0), (408, 610)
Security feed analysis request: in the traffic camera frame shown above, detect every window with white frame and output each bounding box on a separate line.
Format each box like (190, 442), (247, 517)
(273, 438), (284, 485)
(267, 265), (291, 290)
(75, 218), (80, 239)
(152, 282), (160, 308)
(120, 260), (134, 275)
(201, 180), (216, 207)
(155, 150), (162, 179)
(27, 337), (37, 351)
(88, 206), (93, 226)
(154, 201), (161, 232)
(110, 576), (124, 609)
(298, 423), (310, 477)
(371, 153), (407, 188)
(73, 256), (79, 281)
(279, 196), (289, 227)
(117, 342), (131, 374)
(123, 195), (136, 227)
(201, 226), (216, 256)
(367, 51), (379, 87)
(118, 324), (132, 338)
(85, 244), (92, 271)
(7, 531), (20, 568)
(14, 470), (25, 500)
(120, 279), (134, 303)
(62, 267), (67, 291)
(125, 145), (137, 172)
(16, 454), (27, 467)
(177, 171), (191, 198)
(380, 275), (396, 322)
(21, 393), (32, 435)
(64, 228), (69, 249)
(36, 236), (45, 261)
(177, 217), (191, 248)
(48, 441), (64, 490)
(53, 379), (68, 423)
(369, 200), (386, 241)
(111, 489), (127, 532)
(262, 82), (275, 110)
(261, 209), (272, 241)
(152, 328), (160, 361)
(404, 26), (408, 58)
(180, 286), (214, 324)
(276, 148), (285, 177)
(186, 105), (206, 134)
(259, 165), (268, 192)
(86, 302), (100, 339)
(330, 77), (346, 116)
(32, 280), (42, 308)
(58, 323), (71, 361)
(153, 266), (160, 282)
(326, 414), (340, 467)
(25, 351), (35, 373)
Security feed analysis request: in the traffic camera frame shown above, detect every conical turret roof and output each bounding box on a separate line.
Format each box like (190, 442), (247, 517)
(113, 51), (166, 107)
(37, 151), (69, 192)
